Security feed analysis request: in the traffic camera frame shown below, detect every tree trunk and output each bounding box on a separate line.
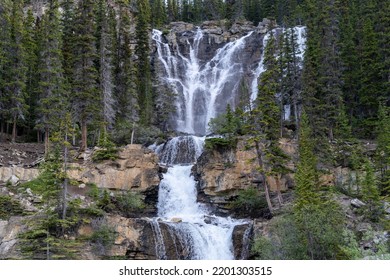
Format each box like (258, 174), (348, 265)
(276, 175), (284, 206)
(12, 116), (17, 142)
(0, 121), (4, 142)
(44, 127), (50, 155)
(254, 140), (273, 214)
(80, 119), (87, 152)
(131, 122), (135, 145)
(72, 123), (76, 146)
(62, 130), (69, 222)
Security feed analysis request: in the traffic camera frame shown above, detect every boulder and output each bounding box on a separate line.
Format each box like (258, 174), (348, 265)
(351, 198), (366, 208)
(170, 218), (182, 223)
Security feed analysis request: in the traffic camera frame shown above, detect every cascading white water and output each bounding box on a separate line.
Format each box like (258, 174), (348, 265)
(153, 29), (256, 135)
(150, 26), (306, 260)
(152, 136), (245, 260)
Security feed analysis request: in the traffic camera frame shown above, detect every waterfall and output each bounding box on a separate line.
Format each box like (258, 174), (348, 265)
(153, 29), (257, 135)
(149, 25), (306, 260)
(151, 136), (246, 260)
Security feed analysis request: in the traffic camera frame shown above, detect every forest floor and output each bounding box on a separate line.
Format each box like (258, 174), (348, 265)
(0, 142), (44, 167)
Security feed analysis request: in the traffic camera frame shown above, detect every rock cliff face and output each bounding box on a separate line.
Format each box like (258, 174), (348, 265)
(68, 145), (160, 192)
(193, 138), (297, 215)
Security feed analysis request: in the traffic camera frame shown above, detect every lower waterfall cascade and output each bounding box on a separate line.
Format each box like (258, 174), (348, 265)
(150, 136), (250, 260)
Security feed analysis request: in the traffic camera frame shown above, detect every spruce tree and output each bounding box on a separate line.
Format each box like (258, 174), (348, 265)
(96, 0), (116, 130)
(4, 0), (28, 142)
(246, 32), (284, 213)
(376, 104), (390, 194)
(136, 0), (153, 125)
(36, 0), (67, 154)
(0, 1), (11, 137)
(72, 0), (100, 151)
(293, 112), (344, 259)
(114, 3), (138, 126)
(23, 9), (39, 136)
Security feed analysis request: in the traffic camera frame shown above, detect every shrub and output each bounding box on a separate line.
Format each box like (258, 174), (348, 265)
(0, 195), (24, 220)
(90, 225), (117, 254)
(115, 191), (145, 214)
(230, 187), (268, 218)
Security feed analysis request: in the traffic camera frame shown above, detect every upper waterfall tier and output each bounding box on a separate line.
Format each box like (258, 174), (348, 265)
(152, 26), (264, 136)
(153, 25), (306, 136)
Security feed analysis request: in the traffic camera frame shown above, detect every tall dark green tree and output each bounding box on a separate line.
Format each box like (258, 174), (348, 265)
(72, 0), (100, 151)
(114, 3), (138, 125)
(96, 0), (116, 130)
(4, 0), (28, 142)
(36, 0), (67, 154)
(136, 0), (153, 125)
(0, 0), (12, 138)
(247, 32), (284, 213)
(302, 0), (349, 149)
(23, 9), (39, 137)
(293, 112), (344, 259)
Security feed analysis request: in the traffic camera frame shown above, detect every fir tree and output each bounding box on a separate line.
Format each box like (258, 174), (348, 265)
(293, 112), (344, 259)
(376, 104), (390, 194)
(4, 0), (28, 142)
(246, 32), (284, 214)
(136, 0), (153, 125)
(114, 3), (138, 125)
(96, 0), (116, 130)
(71, 0), (100, 151)
(23, 9), (39, 137)
(36, 0), (67, 154)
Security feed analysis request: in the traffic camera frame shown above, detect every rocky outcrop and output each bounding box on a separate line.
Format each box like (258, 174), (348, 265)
(0, 167), (39, 184)
(193, 138), (297, 214)
(0, 217), (28, 259)
(68, 144), (160, 192)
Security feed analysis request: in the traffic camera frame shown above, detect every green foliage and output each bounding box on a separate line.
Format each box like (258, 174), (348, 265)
(204, 137), (237, 151)
(376, 104), (390, 194)
(90, 224), (117, 254)
(252, 214), (307, 260)
(0, 194), (24, 220)
(337, 229), (362, 260)
(294, 113), (320, 210)
(114, 191), (145, 213)
(293, 112), (346, 259)
(113, 121), (164, 146)
(92, 127), (118, 162)
(22, 147), (63, 199)
(361, 160), (383, 222)
(19, 218), (84, 260)
(230, 187), (268, 218)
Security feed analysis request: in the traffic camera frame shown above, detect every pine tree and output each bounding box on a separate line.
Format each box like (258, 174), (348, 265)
(150, 0), (167, 28)
(246, 32), (284, 214)
(294, 113), (320, 210)
(0, 0), (12, 138)
(376, 104), (390, 194)
(136, 0), (153, 125)
(114, 3), (138, 125)
(302, 0), (349, 151)
(279, 26), (303, 136)
(293, 112), (344, 259)
(96, 0), (116, 130)
(4, 0), (28, 142)
(72, 0), (100, 151)
(361, 160), (382, 222)
(36, 0), (67, 154)
(23, 9), (39, 137)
